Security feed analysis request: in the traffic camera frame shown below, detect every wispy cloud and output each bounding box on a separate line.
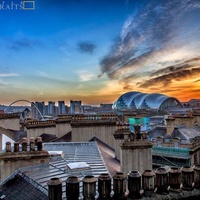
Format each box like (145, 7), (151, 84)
(99, 0), (200, 90)
(0, 80), (8, 85)
(5, 37), (42, 51)
(76, 70), (96, 81)
(36, 70), (51, 78)
(0, 73), (20, 77)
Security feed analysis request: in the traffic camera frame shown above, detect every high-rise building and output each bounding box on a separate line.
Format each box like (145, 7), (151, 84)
(70, 100), (82, 114)
(48, 101), (56, 115)
(58, 101), (66, 114)
(31, 102), (45, 119)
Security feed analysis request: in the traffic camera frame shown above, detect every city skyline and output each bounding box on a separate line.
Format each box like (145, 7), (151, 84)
(0, 0), (200, 106)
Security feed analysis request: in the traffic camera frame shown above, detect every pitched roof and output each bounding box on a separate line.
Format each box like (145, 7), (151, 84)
(90, 136), (120, 176)
(148, 126), (167, 139)
(19, 141), (110, 199)
(171, 126), (200, 141)
(0, 171), (48, 200)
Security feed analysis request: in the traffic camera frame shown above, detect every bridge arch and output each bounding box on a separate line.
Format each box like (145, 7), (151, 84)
(4, 99), (44, 120)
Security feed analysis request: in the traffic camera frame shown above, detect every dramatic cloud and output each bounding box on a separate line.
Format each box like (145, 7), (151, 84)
(99, 0), (200, 91)
(77, 41), (96, 54)
(138, 66), (200, 88)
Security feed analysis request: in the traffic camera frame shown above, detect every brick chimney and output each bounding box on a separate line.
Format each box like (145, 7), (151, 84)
(0, 138), (49, 181)
(166, 115), (175, 135)
(120, 125), (153, 174)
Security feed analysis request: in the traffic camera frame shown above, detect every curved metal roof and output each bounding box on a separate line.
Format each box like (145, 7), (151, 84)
(113, 91), (182, 110)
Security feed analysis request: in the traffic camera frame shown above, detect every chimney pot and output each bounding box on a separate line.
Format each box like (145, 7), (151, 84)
(113, 172), (127, 199)
(5, 142), (11, 152)
(98, 173), (112, 199)
(142, 169), (155, 196)
(82, 175), (97, 200)
(193, 164), (200, 189)
(48, 177), (62, 200)
(155, 167), (169, 194)
(128, 170), (142, 199)
(181, 166), (194, 191)
(22, 138), (28, 151)
(66, 176), (80, 200)
(14, 142), (20, 152)
(168, 167), (181, 192)
(29, 137), (35, 151)
(37, 137), (43, 151)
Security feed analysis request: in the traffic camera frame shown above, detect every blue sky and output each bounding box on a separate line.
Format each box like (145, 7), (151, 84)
(0, 0), (200, 105)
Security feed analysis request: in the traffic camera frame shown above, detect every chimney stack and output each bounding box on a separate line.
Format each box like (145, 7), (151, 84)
(166, 116), (175, 135)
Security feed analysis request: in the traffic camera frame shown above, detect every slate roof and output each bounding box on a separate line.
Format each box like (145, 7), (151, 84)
(90, 137), (120, 176)
(18, 141), (110, 199)
(39, 133), (57, 142)
(0, 171), (48, 200)
(170, 125), (200, 141)
(7, 129), (27, 143)
(148, 126), (167, 139)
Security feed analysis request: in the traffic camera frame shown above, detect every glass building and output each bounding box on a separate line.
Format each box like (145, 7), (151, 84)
(112, 91), (183, 111)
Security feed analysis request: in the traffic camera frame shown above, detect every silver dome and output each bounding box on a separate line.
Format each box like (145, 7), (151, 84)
(113, 91), (183, 110)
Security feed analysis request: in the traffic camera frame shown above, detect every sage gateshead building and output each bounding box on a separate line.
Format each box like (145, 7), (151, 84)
(112, 91), (183, 111)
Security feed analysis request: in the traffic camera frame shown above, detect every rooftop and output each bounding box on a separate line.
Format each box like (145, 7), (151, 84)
(16, 141), (111, 199)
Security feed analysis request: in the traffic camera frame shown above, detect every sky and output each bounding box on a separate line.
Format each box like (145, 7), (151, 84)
(0, 0), (200, 106)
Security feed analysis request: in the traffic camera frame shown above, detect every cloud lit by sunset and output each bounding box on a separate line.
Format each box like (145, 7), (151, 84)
(0, 0), (200, 105)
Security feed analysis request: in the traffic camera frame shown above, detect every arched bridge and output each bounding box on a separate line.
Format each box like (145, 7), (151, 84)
(4, 99), (44, 120)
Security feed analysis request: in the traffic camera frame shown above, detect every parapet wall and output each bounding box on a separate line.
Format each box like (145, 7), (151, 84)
(0, 113), (20, 130)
